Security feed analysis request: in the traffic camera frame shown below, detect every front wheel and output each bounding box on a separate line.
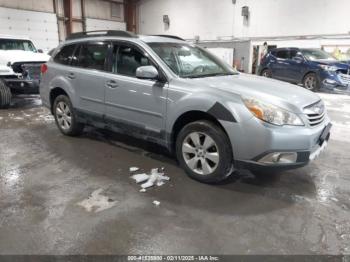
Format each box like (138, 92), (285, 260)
(176, 120), (234, 183)
(53, 95), (84, 136)
(303, 73), (319, 92)
(0, 80), (12, 109)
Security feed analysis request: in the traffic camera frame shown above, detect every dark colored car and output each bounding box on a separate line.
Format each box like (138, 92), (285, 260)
(259, 48), (350, 92)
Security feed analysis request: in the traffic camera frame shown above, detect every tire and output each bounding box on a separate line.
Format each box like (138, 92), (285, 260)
(53, 95), (84, 136)
(176, 120), (234, 183)
(0, 80), (12, 109)
(261, 68), (272, 78)
(303, 72), (319, 92)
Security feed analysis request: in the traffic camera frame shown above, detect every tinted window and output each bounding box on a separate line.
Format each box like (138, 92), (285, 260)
(114, 45), (152, 77)
(54, 44), (77, 65)
(75, 42), (108, 70)
(276, 50), (289, 59)
(0, 39), (36, 51)
(290, 50), (298, 59)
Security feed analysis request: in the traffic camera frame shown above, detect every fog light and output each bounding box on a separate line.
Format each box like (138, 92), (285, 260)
(258, 152), (297, 164)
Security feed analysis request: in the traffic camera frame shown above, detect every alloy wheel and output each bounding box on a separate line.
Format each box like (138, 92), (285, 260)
(55, 101), (72, 130)
(304, 75), (317, 90)
(182, 132), (220, 175)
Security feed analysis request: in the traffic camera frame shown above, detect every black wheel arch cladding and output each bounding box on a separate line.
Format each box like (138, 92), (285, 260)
(207, 102), (236, 122)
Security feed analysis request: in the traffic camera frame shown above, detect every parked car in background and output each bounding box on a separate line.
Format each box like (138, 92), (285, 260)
(40, 31), (331, 183)
(0, 35), (50, 108)
(259, 48), (350, 92)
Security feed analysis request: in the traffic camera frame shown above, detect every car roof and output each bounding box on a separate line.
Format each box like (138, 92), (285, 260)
(0, 34), (31, 40)
(270, 47), (300, 52)
(62, 31), (187, 46)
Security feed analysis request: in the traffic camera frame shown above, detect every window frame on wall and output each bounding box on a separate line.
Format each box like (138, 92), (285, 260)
(111, 2), (123, 20)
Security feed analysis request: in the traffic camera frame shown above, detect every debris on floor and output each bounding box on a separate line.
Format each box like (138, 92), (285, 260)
(131, 173), (149, 183)
(153, 200), (160, 206)
(130, 167), (170, 191)
(77, 188), (118, 213)
(129, 167), (139, 172)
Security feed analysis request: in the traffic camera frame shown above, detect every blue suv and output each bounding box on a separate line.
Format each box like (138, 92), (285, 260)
(259, 48), (350, 92)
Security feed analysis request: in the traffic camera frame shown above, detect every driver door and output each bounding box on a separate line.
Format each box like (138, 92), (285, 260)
(104, 42), (168, 141)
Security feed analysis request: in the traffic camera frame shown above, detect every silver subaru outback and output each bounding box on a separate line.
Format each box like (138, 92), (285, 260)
(40, 31), (331, 183)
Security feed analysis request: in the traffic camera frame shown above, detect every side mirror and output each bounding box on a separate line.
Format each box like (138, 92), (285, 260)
(37, 49), (44, 53)
(136, 65), (159, 80)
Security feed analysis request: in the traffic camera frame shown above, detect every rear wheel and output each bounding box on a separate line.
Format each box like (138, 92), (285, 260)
(53, 95), (84, 136)
(176, 120), (234, 183)
(303, 73), (319, 92)
(0, 80), (12, 109)
(261, 68), (272, 78)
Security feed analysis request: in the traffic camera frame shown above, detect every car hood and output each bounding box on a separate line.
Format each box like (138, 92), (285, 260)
(190, 73), (321, 113)
(0, 50), (50, 65)
(310, 59), (350, 70)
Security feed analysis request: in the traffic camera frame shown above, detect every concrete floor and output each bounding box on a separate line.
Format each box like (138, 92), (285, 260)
(0, 93), (350, 255)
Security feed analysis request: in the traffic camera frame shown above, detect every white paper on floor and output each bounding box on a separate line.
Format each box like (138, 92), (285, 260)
(129, 167), (139, 172)
(153, 200), (160, 206)
(77, 188), (117, 213)
(130, 167), (170, 191)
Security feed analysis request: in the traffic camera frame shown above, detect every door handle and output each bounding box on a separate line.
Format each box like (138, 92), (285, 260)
(106, 80), (119, 88)
(67, 72), (75, 79)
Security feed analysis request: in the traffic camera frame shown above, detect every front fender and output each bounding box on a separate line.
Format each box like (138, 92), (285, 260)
(165, 88), (252, 134)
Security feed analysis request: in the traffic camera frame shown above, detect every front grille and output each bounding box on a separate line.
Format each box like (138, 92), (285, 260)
(303, 100), (326, 127)
(11, 62), (43, 80)
(22, 63), (42, 80)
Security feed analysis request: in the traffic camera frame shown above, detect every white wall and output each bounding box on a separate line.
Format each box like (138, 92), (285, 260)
(0, 7), (59, 51)
(137, 0), (350, 40)
(138, 0), (234, 40)
(86, 18), (126, 31)
(233, 0), (350, 38)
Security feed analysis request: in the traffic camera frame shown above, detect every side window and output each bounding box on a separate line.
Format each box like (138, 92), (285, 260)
(54, 44), (77, 65)
(75, 42), (108, 71)
(290, 50), (298, 59)
(276, 50), (289, 59)
(114, 44), (152, 77)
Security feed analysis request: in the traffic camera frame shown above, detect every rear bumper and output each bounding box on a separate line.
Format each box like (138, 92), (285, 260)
(3, 78), (40, 94)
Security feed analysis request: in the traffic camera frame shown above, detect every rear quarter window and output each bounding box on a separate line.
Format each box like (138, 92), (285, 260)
(54, 44), (77, 65)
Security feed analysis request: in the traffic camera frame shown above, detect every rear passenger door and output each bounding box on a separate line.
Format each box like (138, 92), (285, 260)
(104, 42), (168, 142)
(71, 41), (110, 118)
(271, 49), (290, 80)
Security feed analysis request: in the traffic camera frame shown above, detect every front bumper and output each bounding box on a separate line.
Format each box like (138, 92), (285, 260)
(319, 70), (350, 93)
(221, 115), (332, 172)
(3, 78), (40, 94)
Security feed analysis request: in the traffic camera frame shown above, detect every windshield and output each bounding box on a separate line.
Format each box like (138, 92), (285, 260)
(301, 49), (336, 61)
(149, 43), (235, 78)
(0, 39), (37, 52)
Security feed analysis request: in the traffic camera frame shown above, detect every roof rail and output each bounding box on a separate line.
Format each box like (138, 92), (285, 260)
(66, 30), (137, 40)
(151, 34), (185, 41)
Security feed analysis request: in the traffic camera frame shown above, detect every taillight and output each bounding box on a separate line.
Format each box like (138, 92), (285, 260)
(41, 64), (48, 74)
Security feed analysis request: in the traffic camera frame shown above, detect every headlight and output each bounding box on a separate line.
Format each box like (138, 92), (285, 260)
(319, 64), (338, 71)
(242, 97), (304, 126)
